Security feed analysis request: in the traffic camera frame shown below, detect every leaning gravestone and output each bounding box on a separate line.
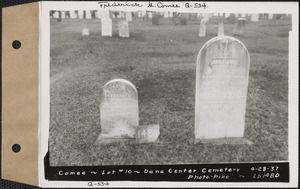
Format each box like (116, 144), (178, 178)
(98, 79), (139, 142)
(195, 36), (251, 144)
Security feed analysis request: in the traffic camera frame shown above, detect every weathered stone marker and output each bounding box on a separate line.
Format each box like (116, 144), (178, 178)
(199, 18), (208, 37)
(100, 10), (112, 37)
(180, 13), (188, 25)
(218, 23), (224, 37)
(82, 28), (89, 36)
(268, 14), (273, 19)
(85, 10), (92, 19)
(78, 10), (84, 19)
(195, 36), (251, 144)
(233, 18), (246, 36)
(251, 14), (259, 22)
(126, 12), (132, 22)
(70, 11), (77, 19)
(98, 79), (139, 141)
(118, 20), (130, 38)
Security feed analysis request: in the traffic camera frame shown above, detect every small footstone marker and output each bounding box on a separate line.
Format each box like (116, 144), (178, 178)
(195, 36), (252, 145)
(82, 28), (89, 36)
(136, 124), (160, 143)
(97, 79), (139, 143)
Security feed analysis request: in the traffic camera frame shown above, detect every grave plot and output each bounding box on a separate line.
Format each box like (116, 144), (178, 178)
(49, 14), (290, 166)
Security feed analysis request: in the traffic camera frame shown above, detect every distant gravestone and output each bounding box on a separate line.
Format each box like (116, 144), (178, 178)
(229, 13), (235, 23)
(218, 23), (224, 37)
(70, 11), (77, 19)
(251, 14), (259, 22)
(53, 11), (59, 19)
(164, 11), (169, 18)
(169, 11), (173, 18)
(78, 10), (84, 19)
(98, 79), (139, 141)
(233, 18), (246, 36)
(86, 10), (92, 19)
(225, 13), (230, 18)
(268, 14), (273, 19)
(152, 13), (160, 25)
(100, 10), (112, 37)
(61, 11), (65, 19)
(180, 13), (188, 25)
(118, 20), (130, 38)
(148, 12), (153, 19)
(199, 18), (208, 37)
(195, 36), (251, 143)
(126, 12), (132, 22)
(82, 28), (89, 36)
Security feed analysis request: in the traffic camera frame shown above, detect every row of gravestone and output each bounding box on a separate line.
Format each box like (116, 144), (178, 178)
(96, 35), (252, 145)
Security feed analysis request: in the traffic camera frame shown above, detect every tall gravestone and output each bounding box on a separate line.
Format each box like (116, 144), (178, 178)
(98, 79), (139, 141)
(195, 36), (251, 144)
(86, 10), (92, 19)
(100, 10), (112, 37)
(268, 14), (273, 19)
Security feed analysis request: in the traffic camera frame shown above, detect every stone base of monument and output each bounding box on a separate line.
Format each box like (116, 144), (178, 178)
(195, 137), (253, 145)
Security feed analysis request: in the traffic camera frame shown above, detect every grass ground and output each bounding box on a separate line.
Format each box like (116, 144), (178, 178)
(49, 15), (290, 166)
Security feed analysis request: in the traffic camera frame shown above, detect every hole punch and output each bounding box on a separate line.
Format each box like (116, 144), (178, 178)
(12, 144), (21, 153)
(12, 40), (21, 49)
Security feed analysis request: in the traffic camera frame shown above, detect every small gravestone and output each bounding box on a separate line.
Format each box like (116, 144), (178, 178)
(225, 13), (230, 18)
(126, 12), (132, 22)
(82, 28), (89, 36)
(86, 10), (92, 19)
(118, 20), (130, 38)
(233, 18), (246, 36)
(53, 11), (59, 19)
(229, 13), (235, 23)
(195, 36), (251, 144)
(164, 11), (169, 18)
(148, 12), (153, 19)
(78, 10), (84, 19)
(251, 14), (259, 22)
(98, 79), (139, 142)
(218, 23), (224, 37)
(199, 18), (208, 37)
(70, 11), (77, 19)
(180, 13), (188, 25)
(268, 14), (273, 19)
(152, 12), (160, 25)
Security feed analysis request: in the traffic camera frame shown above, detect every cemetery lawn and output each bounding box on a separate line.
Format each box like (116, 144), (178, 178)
(49, 16), (290, 166)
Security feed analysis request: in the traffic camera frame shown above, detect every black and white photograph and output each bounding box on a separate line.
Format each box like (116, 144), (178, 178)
(37, 1), (298, 187)
(49, 10), (290, 166)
